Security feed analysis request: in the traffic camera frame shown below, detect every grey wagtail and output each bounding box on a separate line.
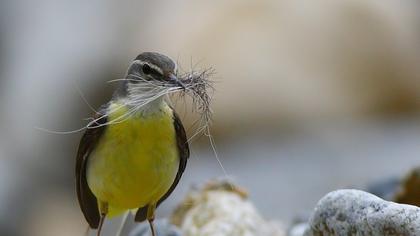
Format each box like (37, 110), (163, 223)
(76, 52), (191, 236)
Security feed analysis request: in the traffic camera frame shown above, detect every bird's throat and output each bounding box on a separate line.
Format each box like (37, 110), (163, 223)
(114, 96), (167, 118)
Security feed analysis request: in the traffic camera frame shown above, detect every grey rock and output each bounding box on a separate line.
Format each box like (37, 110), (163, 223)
(129, 219), (182, 236)
(304, 189), (420, 236)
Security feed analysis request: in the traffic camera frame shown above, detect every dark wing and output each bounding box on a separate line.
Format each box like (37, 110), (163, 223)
(76, 107), (108, 229)
(135, 110), (190, 222)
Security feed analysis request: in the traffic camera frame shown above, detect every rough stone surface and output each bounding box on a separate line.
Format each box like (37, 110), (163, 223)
(305, 189), (420, 236)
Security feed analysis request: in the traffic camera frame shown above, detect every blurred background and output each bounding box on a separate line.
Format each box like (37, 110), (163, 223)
(0, 0), (419, 235)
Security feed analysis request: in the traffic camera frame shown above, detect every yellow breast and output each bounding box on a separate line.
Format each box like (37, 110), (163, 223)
(86, 101), (179, 216)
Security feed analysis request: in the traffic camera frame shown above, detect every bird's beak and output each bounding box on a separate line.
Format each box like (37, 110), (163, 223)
(168, 73), (186, 90)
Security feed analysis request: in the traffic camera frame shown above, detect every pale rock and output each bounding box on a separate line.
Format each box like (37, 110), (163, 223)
(172, 181), (285, 236)
(305, 189), (420, 236)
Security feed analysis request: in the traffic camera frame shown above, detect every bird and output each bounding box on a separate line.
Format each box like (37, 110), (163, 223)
(76, 52), (190, 236)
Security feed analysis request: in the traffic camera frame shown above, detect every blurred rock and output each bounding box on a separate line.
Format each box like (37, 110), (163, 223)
(171, 180), (285, 236)
(129, 219), (182, 236)
(304, 189), (420, 236)
(394, 167), (420, 207)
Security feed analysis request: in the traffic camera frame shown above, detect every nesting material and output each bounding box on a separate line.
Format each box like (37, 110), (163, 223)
(168, 67), (215, 140)
(178, 68), (215, 123)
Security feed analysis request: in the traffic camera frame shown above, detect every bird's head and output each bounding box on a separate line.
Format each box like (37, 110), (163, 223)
(113, 52), (189, 109)
(129, 52), (185, 89)
(114, 51), (214, 120)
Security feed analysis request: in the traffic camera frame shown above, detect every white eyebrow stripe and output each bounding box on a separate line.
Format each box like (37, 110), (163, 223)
(132, 60), (164, 75)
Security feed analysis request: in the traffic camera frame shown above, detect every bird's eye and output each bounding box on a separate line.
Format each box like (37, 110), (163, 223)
(142, 64), (152, 75)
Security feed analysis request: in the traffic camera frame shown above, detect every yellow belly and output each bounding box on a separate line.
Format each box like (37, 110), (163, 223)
(86, 101), (179, 216)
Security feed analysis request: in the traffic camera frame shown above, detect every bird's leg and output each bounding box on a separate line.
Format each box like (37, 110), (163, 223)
(147, 204), (157, 236)
(97, 214), (106, 236)
(97, 202), (108, 236)
(148, 219), (156, 236)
